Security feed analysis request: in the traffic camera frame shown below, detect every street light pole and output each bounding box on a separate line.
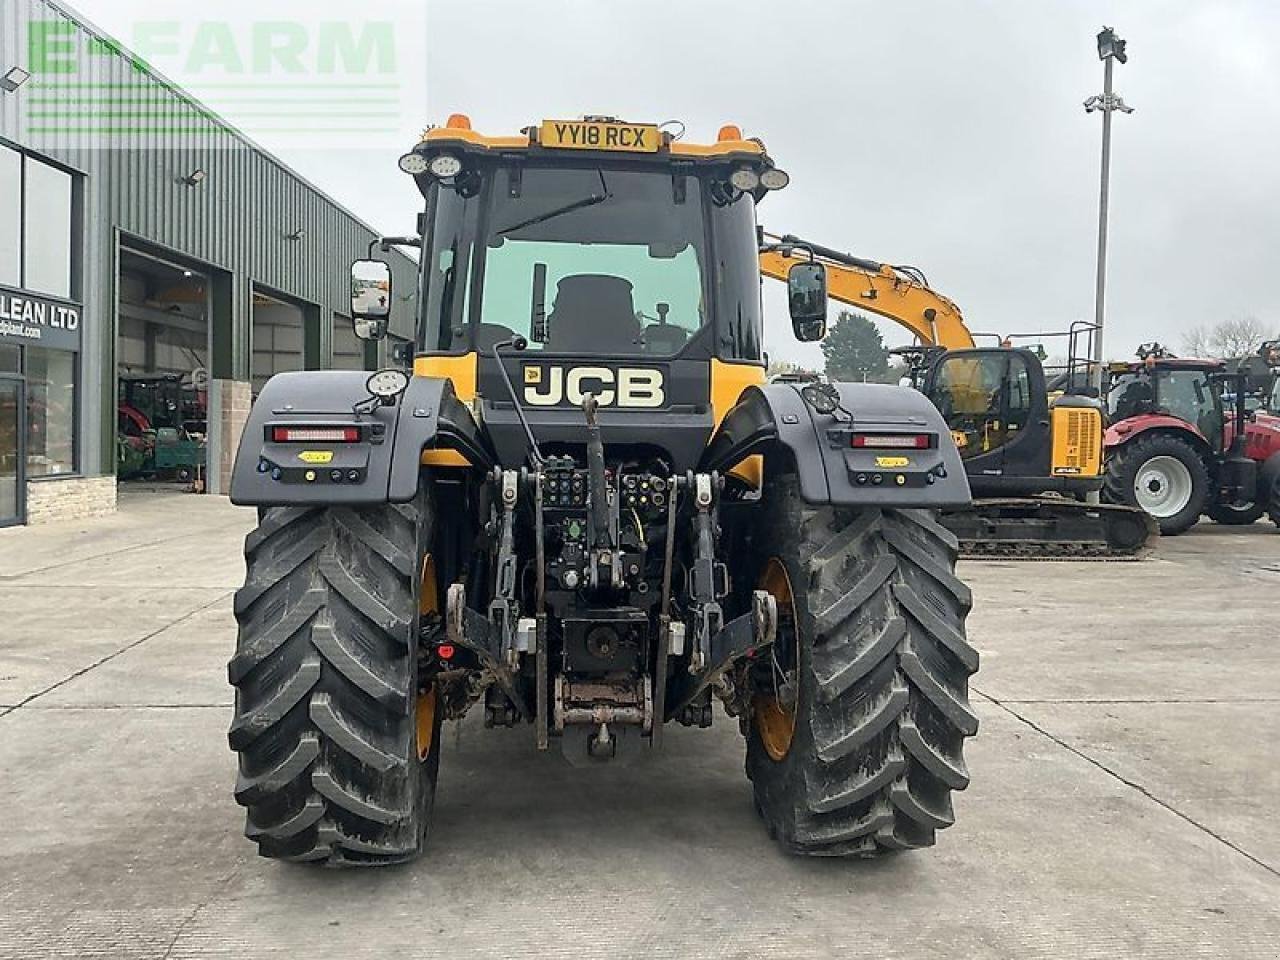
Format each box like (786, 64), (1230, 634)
(1084, 26), (1133, 393)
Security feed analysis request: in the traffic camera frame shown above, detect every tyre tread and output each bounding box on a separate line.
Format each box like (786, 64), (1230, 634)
(747, 477), (978, 857)
(229, 495), (439, 867)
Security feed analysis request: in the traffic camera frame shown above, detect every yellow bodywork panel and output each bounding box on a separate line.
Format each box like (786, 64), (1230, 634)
(414, 353), (478, 401)
(710, 359), (765, 489)
(758, 249), (973, 350)
(415, 353), (478, 467)
(1050, 404), (1103, 478)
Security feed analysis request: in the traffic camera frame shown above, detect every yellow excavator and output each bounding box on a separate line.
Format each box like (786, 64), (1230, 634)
(759, 233), (1156, 557)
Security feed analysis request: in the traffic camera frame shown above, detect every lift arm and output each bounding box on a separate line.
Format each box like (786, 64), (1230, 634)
(759, 232), (974, 350)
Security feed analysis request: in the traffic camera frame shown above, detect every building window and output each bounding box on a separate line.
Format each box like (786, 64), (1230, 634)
(25, 346), (76, 476)
(0, 145), (81, 480)
(22, 157), (74, 299)
(0, 146), (19, 289)
(0, 146), (76, 298)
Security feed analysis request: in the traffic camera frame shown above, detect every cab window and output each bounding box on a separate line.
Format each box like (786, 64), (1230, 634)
(476, 167), (707, 358)
(929, 352), (1032, 459)
(421, 187), (477, 353)
(1158, 369), (1221, 447)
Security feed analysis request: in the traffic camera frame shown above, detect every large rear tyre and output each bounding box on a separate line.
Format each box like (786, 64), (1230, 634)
(744, 477), (978, 857)
(228, 492), (441, 866)
(1103, 433), (1210, 536)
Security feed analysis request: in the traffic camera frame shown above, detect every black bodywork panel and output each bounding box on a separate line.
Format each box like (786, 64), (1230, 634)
(703, 382), (971, 507)
(229, 371), (492, 506)
(479, 353), (716, 469)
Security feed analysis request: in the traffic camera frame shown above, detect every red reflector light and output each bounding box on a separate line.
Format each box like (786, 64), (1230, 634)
(271, 426), (359, 443)
(851, 434), (932, 449)
(437, 644), (455, 660)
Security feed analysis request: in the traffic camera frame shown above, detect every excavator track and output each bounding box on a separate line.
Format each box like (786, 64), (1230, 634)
(942, 497), (1158, 561)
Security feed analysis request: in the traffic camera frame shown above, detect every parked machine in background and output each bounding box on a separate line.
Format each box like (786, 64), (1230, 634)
(117, 373), (207, 482)
(1102, 342), (1280, 533)
(759, 236), (1155, 557)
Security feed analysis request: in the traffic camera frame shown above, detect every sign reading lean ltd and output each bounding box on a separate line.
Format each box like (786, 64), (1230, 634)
(0, 287), (82, 352)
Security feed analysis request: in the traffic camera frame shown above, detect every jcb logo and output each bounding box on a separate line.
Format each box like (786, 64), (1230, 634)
(523, 365), (665, 408)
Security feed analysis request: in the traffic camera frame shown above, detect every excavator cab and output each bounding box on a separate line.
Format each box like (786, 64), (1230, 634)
(922, 348), (1101, 496)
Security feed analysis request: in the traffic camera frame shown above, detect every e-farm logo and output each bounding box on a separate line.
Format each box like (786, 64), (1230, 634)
(19, 2), (426, 148)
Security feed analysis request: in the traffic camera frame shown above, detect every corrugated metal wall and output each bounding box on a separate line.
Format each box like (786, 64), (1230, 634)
(0, 0), (419, 474)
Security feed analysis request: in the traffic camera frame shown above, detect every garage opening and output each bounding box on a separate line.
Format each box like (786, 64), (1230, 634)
(116, 247), (210, 490)
(251, 287), (306, 396)
(332, 312), (366, 371)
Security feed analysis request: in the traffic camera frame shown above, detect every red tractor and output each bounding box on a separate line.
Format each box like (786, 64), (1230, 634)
(1102, 342), (1280, 534)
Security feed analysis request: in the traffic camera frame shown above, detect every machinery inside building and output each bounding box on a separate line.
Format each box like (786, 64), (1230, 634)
(115, 248), (210, 489)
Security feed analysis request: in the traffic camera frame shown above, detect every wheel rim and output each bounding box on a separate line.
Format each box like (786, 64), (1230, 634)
(1133, 455), (1194, 518)
(416, 553), (439, 760)
(753, 558), (799, 762)
(416, 686), (437, 761)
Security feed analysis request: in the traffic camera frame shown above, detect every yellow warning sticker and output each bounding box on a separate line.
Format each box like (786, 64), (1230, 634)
(524, 366), (542, 384)
(875, 456), (910, 468)
(297, 450), (334, 464)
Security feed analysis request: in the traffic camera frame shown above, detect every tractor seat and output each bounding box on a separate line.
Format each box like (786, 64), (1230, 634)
(547, 275), (641, 354)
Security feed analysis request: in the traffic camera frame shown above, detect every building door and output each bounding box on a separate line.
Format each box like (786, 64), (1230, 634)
(0, 375), (26, 527)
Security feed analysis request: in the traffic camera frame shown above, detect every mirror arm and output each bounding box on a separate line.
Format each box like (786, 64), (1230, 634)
(367, 236), (422, 258)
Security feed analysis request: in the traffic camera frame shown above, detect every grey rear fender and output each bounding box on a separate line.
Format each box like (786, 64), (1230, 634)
(229, 371), (493, 506)
(702, 382), (971, 507)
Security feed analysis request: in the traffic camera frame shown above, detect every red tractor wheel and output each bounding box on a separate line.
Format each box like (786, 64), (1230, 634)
(1104, 433), (1211, 536)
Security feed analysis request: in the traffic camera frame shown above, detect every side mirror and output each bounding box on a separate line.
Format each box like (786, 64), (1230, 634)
(787, 261), (827, 342)
(354, 317), (388, 342)
(351, 259), (392, 341)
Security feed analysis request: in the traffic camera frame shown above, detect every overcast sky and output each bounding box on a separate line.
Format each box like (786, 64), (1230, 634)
(70, 0), (1280, 368)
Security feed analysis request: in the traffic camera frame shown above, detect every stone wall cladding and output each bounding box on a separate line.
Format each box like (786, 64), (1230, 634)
(25, 476), (118, 525)
(208, 379), (252, 496)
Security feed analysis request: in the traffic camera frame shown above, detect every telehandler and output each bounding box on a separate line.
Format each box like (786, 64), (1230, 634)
(228, 116), (978, 865)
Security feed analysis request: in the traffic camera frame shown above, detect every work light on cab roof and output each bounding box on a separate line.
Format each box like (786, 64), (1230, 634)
(398, 114), (791, 199)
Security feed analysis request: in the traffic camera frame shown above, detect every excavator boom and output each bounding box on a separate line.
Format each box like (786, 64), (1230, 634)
(758, 234), (974, 349)
(758, 231), (1156, 560)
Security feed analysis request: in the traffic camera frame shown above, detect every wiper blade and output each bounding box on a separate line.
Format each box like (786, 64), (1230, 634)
(497, 192), (608, 236)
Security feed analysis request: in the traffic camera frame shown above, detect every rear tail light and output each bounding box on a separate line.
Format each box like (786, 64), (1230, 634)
(851, 433), (933, 449)
(271, 426), (360, 443)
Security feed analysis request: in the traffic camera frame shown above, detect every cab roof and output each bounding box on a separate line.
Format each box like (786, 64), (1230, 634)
(1110, 357), (1226, 373)
(418, 114), (769, 163)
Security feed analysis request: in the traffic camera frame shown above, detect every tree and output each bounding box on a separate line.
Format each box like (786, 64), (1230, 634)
(1210, 316), (1271, 359)
(821, 311), (890, 382)
(1180, 316), (1275, 360)
(1180, 324), (1213, 358)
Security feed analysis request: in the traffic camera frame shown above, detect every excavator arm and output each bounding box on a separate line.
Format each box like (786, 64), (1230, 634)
(758, 232), (975, 350)
(757, 231), (1155, 559)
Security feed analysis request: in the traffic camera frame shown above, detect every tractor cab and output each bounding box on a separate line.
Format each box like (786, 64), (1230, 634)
(353, 115), (808, 473)
(1106, 350), (1227, 451)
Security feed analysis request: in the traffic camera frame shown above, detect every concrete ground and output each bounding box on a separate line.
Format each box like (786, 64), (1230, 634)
(1, 490), (1278, 959)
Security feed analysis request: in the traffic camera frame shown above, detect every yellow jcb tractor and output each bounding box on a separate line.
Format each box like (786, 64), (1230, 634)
(227, 116), (979, 865)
